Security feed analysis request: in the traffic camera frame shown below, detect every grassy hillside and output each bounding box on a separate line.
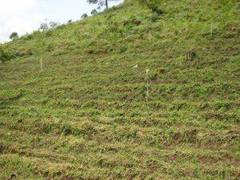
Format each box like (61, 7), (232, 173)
(0, 0), (240, 179)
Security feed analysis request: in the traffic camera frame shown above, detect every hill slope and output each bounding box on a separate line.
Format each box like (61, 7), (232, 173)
(0, 0), (240, 179)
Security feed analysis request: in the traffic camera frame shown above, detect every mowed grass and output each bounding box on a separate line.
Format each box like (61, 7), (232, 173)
(0, 0), (240, 179)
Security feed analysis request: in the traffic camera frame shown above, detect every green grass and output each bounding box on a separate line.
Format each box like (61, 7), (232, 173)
(0, 0), (240, 179)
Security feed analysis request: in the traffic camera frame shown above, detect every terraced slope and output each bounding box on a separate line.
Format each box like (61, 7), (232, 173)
(0, 0), (240, 179)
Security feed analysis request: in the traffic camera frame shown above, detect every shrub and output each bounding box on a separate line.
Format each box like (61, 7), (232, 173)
(45, 30), (53, 37)
(0, 46), (33, 63)
(150, 12), (160, 22)
(0, 48), (15, 63)
(81, 13), (88, 19)
(137, 0), (163, 15)
(23, 34), (33, 40)
(15, 48), (33, 57)
(61, 123), (73, 135)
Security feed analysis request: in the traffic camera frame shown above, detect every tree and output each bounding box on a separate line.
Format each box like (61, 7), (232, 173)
(87, 0), (120, 10)
(49, 21), (59, 29)
(91, 9), (98, 15)
(39, 23), (49, 31)
(9, 32), (18, 40)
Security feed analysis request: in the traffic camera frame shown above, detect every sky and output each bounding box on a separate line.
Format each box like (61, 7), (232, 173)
(0, 0), (123, 43)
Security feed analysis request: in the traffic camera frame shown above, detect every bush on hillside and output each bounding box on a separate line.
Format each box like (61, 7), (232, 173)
(137, 0), (163, 15)
(0, 46), (34, 63)
(23, 34), (33, 40)
(91, 9), (98, 16)
(15, 48), (33, 57)
(81, 13), (88, 19)
(0, 48), (15, 63)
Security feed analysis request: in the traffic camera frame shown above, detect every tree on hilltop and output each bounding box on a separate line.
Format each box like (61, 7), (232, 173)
(87, 0), (120, 10)
(9, 32), (19, 40)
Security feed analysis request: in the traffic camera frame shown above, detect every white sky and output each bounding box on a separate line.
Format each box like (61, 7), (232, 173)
(0, 0), (123, 43)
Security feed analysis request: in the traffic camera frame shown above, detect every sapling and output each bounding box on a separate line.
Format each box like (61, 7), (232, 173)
(145, 68), (150, 114)
(40, 57), (43, 72)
